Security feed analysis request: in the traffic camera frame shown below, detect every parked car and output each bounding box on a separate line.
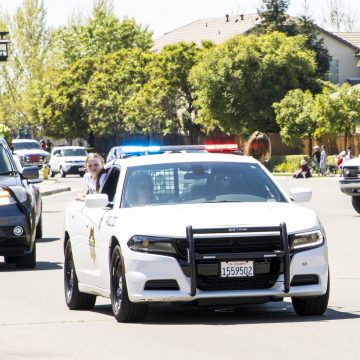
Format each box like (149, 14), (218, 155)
(0, 137), (43, 269)
(339, 156), (360, 213)
(64, 151), (329, 322)
(48, 146), (88, 178)
(12, 139), (50, 169)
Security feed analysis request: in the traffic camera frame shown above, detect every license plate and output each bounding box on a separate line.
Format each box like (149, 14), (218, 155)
(79, 167), (85, 171)
(220, 260), (254, 278)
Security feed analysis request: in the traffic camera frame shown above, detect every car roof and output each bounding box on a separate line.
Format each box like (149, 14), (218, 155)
(111, 152), (258, 167)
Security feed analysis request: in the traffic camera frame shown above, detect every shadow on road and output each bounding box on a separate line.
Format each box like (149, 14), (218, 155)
(0, 261), (63, 272)
(90, 301), (360, 324)
(37, 237), (60, 243)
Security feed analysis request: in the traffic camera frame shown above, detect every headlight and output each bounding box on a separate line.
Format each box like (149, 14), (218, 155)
(128, 235), (177, 255)
(291, 230), (324, 250)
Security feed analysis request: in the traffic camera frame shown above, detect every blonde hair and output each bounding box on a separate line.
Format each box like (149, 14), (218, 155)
(85, 152), (104, 168)
(244, 131), (271, 163)
(85, 153), (105, 192)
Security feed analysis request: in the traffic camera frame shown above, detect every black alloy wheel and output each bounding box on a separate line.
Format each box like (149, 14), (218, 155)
(64, 241), (96, 310)
(110, 245), (148, 322)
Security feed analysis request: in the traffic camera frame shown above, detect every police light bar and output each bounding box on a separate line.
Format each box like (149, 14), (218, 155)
(204, 144), (238, 152)
(118, 144), (239, 157)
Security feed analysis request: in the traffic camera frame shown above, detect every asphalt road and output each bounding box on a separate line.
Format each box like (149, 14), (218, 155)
(0, 175), (359, 360)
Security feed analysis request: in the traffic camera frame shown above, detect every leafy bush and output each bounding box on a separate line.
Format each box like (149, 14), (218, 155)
(265, 155), (307, 173)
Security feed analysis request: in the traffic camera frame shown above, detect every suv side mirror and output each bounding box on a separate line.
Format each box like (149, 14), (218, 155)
(22, 166), (39, 180)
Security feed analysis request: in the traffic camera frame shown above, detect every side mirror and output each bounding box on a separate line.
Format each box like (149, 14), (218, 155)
(22, 166), (39, 180)
(290, 188), (312, 203)
(85, 194), (109, 208)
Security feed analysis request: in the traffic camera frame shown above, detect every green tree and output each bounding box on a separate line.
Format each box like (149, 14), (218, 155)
(254, 0), (330, 81)
(190, 32), (317, 135)
(55, 0), (153, 66)
(39, 58), (95, 142)
(125, 42), (203, 140)
(273, 89), (318, 153)
(0, 0), (51, 133)
(313, 84), (360, 149)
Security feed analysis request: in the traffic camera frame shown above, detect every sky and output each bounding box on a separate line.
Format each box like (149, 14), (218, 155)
(1, 0), (360, 38)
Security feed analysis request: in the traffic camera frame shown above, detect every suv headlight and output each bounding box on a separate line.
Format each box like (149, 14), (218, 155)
(128, 235), (177, 255)
(291, 230), (324, 250)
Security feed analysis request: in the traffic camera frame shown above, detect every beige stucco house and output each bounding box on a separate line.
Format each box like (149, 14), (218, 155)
(153, 14), (360, 85)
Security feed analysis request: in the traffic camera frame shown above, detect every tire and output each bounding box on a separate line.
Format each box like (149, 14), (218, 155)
(64, 241), (96, 310)
(36, 214), (43, 239)
(79, 172), (85, 177)
(292, 273), (330, 316)
(351, 196), (360, 214)
(16, 241), (36, 269)
(49, 167), (55, 177)
(60, 167), (67, 178)
(110, 245), (148, 323)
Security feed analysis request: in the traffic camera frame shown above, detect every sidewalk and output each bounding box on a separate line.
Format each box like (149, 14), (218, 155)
(35, 178), (71, 196)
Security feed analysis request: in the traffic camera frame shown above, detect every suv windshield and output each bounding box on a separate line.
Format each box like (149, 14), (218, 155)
(13, 141), (41, 150)
(121, 161), (286, 208)
(61, 149), (87, 157)
(0, 144), (15, 174)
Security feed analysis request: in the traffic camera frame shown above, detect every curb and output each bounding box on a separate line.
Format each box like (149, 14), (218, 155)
(40, 187), (71, 197)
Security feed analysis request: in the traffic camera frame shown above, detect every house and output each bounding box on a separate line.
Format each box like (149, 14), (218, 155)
(153, 14), (360, 85)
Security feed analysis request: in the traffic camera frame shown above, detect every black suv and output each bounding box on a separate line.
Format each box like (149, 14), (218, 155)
(0, 137), (42, 268)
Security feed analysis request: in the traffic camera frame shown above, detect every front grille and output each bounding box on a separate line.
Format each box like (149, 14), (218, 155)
(197, 274), (278, 291)
(343, 167), (360, 178)
(175, 235), (283, 259)
(180, 224), (291, 295)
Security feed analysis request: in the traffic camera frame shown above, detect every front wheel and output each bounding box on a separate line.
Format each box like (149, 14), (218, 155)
(351, 196), (360, 214)
(110, 245), (148, 322)
(64, 241), (96, 310)
(292, 273), (330, 316)
(60, 167), (67, 178)
(49, 167), (55, 177)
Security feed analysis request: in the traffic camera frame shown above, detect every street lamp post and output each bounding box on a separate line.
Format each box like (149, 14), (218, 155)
(0, 32), (10, 61)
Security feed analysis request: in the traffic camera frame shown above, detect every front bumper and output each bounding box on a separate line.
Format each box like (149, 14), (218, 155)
(339, 178), (360, 196)
(62, 164), (85, 174)
(123, 225), (328, 304)
(0, 205), (32, 256)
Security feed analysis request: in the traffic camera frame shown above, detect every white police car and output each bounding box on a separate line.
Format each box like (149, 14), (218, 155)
(339, 156), (360, 213)
(64, 148), (329, 322)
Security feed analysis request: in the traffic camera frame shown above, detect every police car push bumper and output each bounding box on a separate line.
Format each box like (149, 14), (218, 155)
(124, 224), (328, 303)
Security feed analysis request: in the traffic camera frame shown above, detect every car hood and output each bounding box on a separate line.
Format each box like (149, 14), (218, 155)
(0, 175), (21, 187)
(60, 156), (87, 162)
(14, 149), (50, 157)
(342, 157), (360, 167)
(119, 202), (319, 238)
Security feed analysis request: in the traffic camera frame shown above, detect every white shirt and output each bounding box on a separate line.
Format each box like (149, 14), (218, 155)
(84, 172), (107, 195)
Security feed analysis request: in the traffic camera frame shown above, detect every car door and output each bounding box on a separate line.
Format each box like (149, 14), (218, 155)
(74, 166), (121, 290)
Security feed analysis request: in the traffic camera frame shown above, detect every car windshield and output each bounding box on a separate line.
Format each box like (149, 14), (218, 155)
(0, 144), (15, 174)
(61, 148), (88, 157)
(13, 141), (41, 150)
(121, 161), (286, 208)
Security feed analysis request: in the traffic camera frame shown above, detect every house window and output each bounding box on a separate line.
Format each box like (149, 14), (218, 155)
(329, 59), (339, 84)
